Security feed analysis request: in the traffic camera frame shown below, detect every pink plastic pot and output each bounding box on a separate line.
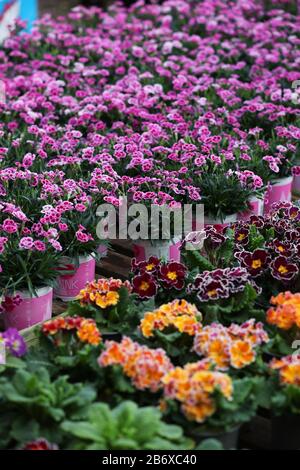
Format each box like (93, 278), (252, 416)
(54, 255), (96, 302)
(204, 213), (237, 231)
(2, 286), (53, 331)
(264, 176), (293, 214)
(238, 196), (264, 221)
(133, 239), (181, 262)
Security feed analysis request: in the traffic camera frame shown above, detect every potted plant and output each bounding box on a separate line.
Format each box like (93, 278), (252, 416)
(39, 315), (102, 379)
(0, 203), (61, 330)
(161, 359), (265, 449)
(260, 131), (298, 214)
(269, 355), (300, 449)
(98, 336), (173, 397)
(51, 195), (100, 301)
(266, 291), (300, 356)
(0, 365), (96, 449)
(188, 203), (300, 306)
(193, 319), (269, 374)
(130, 257), (189, 304)
(186, 266), (260, 325)
(119, 175), (200, 262)
(67, 278), (144, 339)
(198, 172), (249, 228)
(139, 299), (202, 364)
(61, 401), (193, 450)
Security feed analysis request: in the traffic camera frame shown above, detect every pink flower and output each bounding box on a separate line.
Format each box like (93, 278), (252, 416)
(75, 230), (93, 243)
(22, 153), (35, 168)
(58, 223), (68, 232)
(2, 219), (18, 234)
(34, 241), (46, 252)
(49, 239), (62, 251)
(75, 203), (86, 212)
(19, 237), (34, 250)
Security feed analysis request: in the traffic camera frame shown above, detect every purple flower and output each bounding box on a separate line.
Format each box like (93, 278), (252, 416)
(3, 328), (27, 357)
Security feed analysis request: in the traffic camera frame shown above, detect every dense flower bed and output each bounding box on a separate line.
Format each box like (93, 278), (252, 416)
(0, 0), (300, 451)
(0, 0), (299, 296)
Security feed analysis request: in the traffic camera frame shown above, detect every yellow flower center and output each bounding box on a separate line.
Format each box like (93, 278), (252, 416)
(252, 259), (262, 269)
(278, 265), (288, 274)
(167, 271), (177, 281)
(140, 281), (150, 291)
(146, 263), (155, 271)
(278, 245), (285, 253)
(237, 233), (245, 241)
(208, 289), (217, 297)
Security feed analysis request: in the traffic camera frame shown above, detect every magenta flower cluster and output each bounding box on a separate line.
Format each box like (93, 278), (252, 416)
(0, 1), (299, 290)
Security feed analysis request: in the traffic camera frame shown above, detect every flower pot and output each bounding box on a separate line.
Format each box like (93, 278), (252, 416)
(271, 412), (300, 449)
(132, 238), (181, 262)
(2, 287), (53, 331)
(192, 426), (240, 450)
(238, 196), (264, 221)
(204, 213), (237, 231)
(264, 176), (293, 214)
(54, 255), (96, 302)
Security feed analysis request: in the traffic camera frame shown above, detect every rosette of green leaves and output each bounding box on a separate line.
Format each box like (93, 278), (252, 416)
(61, 400), (193, 450)
(0, 366), (96, 448)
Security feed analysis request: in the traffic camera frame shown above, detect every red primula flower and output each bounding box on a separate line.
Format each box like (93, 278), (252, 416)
(159, 262), (187, 290)
(271, 239), (295, 258)
(132, 272), (157, 299)
(131, 256), (161, 275)
(22, 439), (58, 450)
(234, 227), (249, 245)
(237, 249), (270, 277)
(249, 215), (265, 229)
(271, 256), (299, 281)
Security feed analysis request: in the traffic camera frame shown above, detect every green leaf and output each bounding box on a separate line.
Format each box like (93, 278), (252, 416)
(185, 251), (215, 272)
(113, 438), (139, 450)
(61, 421), (102, 442)
(196, 439), (224, 450)
(11, 418), (40, 443)
(158, 423), (184, 440)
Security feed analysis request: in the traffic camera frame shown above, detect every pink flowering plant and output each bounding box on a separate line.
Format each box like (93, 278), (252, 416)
(0, 0), (297, 244)
(0, 202), (61, 297)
